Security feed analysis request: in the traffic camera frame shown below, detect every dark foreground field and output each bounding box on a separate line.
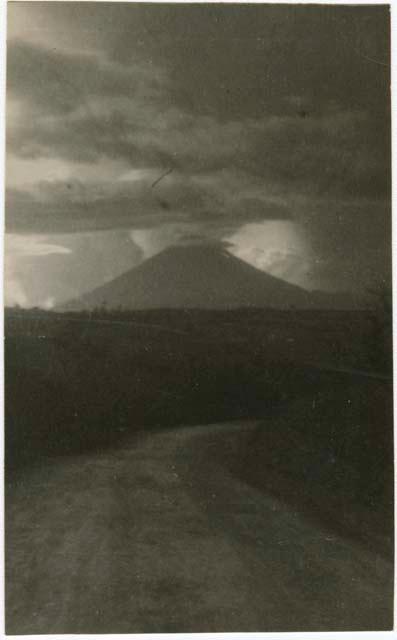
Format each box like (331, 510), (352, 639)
(5, 307), (394, 632)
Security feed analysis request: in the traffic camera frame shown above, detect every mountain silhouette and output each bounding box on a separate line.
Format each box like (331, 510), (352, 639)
(59, 244), (352, 311)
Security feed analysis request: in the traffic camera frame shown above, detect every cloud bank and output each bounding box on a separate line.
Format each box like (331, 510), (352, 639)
(5, 3), (391, 298)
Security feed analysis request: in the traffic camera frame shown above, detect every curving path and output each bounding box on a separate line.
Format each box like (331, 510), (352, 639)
(6, 421), (393, 633)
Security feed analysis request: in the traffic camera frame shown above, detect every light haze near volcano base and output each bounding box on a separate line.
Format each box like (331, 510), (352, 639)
(4, 229), (143, 309)
(227, 221), (314, 291)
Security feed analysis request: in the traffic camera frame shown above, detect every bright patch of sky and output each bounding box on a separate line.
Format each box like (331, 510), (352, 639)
(227, 222), (315, 290)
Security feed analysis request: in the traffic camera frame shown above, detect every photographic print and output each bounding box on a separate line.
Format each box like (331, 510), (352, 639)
(4, 1), (393, 633)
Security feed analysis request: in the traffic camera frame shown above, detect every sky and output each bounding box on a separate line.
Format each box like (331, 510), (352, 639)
(5, 2), (391, 307)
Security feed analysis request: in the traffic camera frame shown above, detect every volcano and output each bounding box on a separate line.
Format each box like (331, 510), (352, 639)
(60, 244), (346, 311)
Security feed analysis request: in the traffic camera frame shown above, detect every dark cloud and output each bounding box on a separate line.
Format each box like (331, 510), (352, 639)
(12, 3), (388, 119)
(6, 169), (292, 234)
(7, 37), (390, 203)
(7, 39), (166, 115)
(300, 198), (392, 293)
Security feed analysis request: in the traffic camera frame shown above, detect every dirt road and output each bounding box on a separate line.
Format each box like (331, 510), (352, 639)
(6, 421), (393, 633)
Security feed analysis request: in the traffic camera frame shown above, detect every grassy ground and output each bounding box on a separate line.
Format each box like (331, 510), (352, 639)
(233, 372), (394, 556)
(5, 306), (385, 468)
